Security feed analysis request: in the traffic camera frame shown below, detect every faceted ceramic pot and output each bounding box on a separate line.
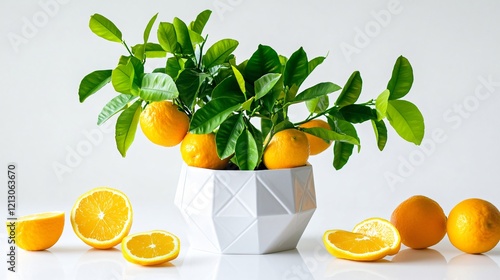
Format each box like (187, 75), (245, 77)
(174, 164), (316, 254)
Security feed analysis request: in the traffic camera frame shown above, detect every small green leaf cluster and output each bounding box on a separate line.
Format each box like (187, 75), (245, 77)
(78, 10), (424, 170)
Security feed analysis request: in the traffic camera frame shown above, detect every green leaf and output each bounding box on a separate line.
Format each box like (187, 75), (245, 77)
(284, 47), (309, 88)
(97, 94), (136, 125)
(261, 118), (272, 140)
(143, 43), (167, 58)
(293, 82), (341, 103)
(139, 73), (179, 101)
(189, 98), (241, 134)
(235, 129), (259, 170)
(176, 69), (202, 109)
(308, 55), (326, 74)
(143, 13), (158, 43)
(157, 22), (177, 53)
(255, 73), (281, 100)
(336, 71), (362, 107)
(189, 30), (204, 46)
(375, 89), (390, 120)
(203, 39), (239, 69)
(129, 56), (144, 87)
(330, 119), (359, 170)
(241, 97), (254, 111)
(211, 76), (246, 102)
(112, 62), (135, 95)
(333, 119), (359, 141)
(78, 70), (112, 102)
(333, 141), (353, 170)
(190, 9), (212, 34)
(115, 100), (142, 157)
(300, 127), (360, 146)
(153, 67), (166, 73)
(247, 121), (264, 164)
(89, 14), (122, 42)
(173, 17), (194, 55)
(131, 44), (145, 61)
(371, 119), (388, 151)
(386, 100), (425, 145)
(216, 114), (245, 159)
(387, 56), (414, 100)
(244, 44), (281, 83)
(231, 65), (246, 94)
(306, 95), (329, 114)
(166, 57), (181, 79)
(339, 104), (377, 123)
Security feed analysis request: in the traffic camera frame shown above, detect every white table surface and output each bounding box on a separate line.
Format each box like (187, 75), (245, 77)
(3, 230), (499, 280)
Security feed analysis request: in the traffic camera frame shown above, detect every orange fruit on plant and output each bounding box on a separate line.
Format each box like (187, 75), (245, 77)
(447, 198), (500, 254)
(353, 217), (401, 255)
(121, 230), (180, 266)
(263, 129), (309, 169)
(390, 195), (447, 249)
(139, 101), (189, 147)
(180, 133), (230, 169)
(299, 119), (332, 155)
(7, 212), (64, 251)
(323, 229), (392, 261)
(71, 187), (133, 249)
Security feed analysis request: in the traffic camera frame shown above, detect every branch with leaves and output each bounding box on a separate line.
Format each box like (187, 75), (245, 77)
(78, 10), (424, 170)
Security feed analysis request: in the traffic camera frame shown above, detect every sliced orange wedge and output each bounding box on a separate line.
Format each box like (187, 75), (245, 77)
(353, 217), (401, 255)
(323, 230), (392, 261)
(121, 230), (180, 266)
(71, 187), (133, 249)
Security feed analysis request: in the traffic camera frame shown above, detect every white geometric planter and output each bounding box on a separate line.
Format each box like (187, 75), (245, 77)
(174, 164), (316, 254)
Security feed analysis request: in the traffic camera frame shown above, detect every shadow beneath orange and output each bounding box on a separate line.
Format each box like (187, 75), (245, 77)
(18, 250), (65, 279)
(446, 253), (500, 279)
(391, 248), (447, 264)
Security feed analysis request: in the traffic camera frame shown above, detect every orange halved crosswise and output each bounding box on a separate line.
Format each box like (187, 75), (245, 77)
(353, 217), (401, 255)
(323, 230), (392, 261)
(121, 230), (180, 266)
(7, 211), (65, 251)
(71, 187), (133, 249)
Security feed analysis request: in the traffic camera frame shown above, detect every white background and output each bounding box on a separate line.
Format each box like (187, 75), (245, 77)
(1, 0), (500, 279)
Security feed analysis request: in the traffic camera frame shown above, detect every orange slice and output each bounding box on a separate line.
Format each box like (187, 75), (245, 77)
(71, 187), (132, 249)
(323, 230), (392, 261)
(121, 230), (180, 266)
(7, 211), (65, 251)
(353, 217), (401, 255)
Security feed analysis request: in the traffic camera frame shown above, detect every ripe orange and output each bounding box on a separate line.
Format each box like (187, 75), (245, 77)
(299, 119), (332, 155)
(353, 217), (401, 255)
(390, 195), (447, 249)
(71, 187), (133, 249)
(139, 101), (189, 147)
(180, 133), (230, 169)
(7, 212), (65, 251)
(263, 129), (309, 169)
(447, 198), (500, 254)
(323, 230), (392, 261)
(121, 230), (180, 266)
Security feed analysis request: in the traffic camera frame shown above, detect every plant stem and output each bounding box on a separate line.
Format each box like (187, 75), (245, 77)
(198, 35), (209, 70)
(122, 41), (134, 57)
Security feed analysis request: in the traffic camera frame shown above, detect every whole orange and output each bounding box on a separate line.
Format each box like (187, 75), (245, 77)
(180, 133), (230, 170)
(139, 101), (189, 147)
(390, 195), (447, 249)
(263, 129), (309, 169)
(299, 119), (332, 155)
(447, 198), (500, 254)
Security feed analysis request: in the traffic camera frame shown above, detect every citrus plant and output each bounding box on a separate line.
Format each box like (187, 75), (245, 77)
(78, 10), (425, 170)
